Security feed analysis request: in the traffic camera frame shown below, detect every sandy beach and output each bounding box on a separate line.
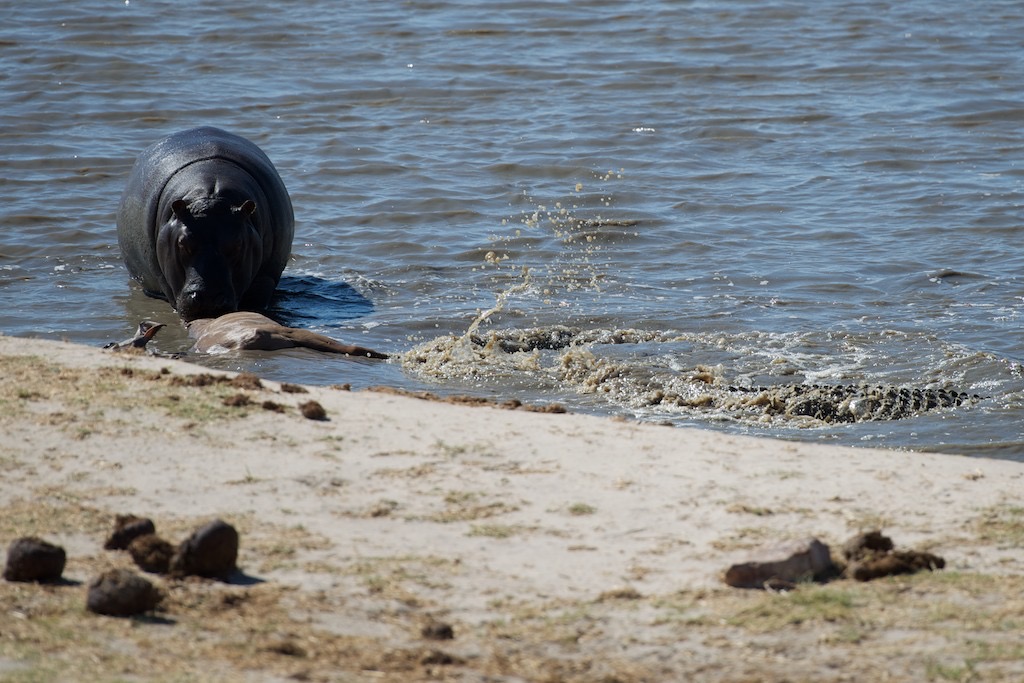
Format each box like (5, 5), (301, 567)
(2, 334), (1023, 682)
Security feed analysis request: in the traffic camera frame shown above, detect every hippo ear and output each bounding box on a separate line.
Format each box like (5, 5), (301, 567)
(236, 200), (257, 218)
(171, 199), (190, 220)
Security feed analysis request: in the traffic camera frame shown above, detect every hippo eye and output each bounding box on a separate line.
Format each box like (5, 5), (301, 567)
(177, 233), (193, 256)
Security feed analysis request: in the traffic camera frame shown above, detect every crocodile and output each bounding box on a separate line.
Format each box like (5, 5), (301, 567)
(464, 326), (983, 424)
(645, 383), (980, 423)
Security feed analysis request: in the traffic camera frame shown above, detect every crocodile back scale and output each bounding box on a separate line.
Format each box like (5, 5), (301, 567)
(451, 327), (985, 425)
(647, 383), (982, 423)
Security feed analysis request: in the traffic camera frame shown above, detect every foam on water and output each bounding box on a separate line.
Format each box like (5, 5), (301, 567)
(400, 185), (1009, 436)
(402, 319), (992, 429)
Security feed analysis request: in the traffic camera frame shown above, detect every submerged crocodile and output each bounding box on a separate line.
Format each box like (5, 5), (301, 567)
(645, 383), (981, 424)
(466, 326), (983, 424)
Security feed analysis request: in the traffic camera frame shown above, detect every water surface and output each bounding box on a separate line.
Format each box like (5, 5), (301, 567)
(3, 0), (1023, 457)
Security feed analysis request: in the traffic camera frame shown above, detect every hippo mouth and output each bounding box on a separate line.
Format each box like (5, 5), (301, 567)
(176, 289), (238, 322)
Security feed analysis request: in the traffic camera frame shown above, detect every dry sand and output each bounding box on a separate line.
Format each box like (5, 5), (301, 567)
(1, 334), (1023, 682)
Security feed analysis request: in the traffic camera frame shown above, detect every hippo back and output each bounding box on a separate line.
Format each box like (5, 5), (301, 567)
(116, 126), (294, 301)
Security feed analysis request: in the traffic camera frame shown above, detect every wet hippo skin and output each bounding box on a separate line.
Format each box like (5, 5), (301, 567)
(116, 127), (294, 321)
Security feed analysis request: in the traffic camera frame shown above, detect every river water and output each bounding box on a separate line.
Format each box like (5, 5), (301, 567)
(3, 0), (1023, 457)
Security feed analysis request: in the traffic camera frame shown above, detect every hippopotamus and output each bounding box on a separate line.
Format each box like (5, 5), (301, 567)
(116, 127), (294, 321)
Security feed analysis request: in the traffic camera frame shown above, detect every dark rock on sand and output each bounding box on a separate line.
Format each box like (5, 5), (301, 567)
(261, 400), (286, 413)
(849, 551), (946, 581)
(263, 639), (307, 657)
(299, 400), (327, 420)
(104, 514), (157, 550)
(223, 392), (252, 407)
(231, 372), (264, 390)
(3, 537), (66, 583)
(129, 534), (176, 574)
(86, 568), (162, 617)
(724, 537), (835, 589)
(842, 530), (945, 581)
(170, 519), (239, 579)
(421, 621), (455, 640)
(842, 530), (895, 560)
(420, 648), (463, 666)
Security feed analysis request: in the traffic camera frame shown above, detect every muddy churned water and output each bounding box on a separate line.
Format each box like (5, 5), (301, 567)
(3, 1), (1023, 457)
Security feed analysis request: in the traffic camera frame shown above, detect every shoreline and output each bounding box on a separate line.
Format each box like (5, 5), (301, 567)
(2, 334), (1023, 681)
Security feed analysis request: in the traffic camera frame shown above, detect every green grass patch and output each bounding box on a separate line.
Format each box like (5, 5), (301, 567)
(467, 523), (527, 539)
(975, 504), (1024, 546)
(727, 584), (858, 631)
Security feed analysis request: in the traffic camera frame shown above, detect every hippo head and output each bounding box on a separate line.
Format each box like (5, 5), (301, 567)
(156, 197), (264, 321)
